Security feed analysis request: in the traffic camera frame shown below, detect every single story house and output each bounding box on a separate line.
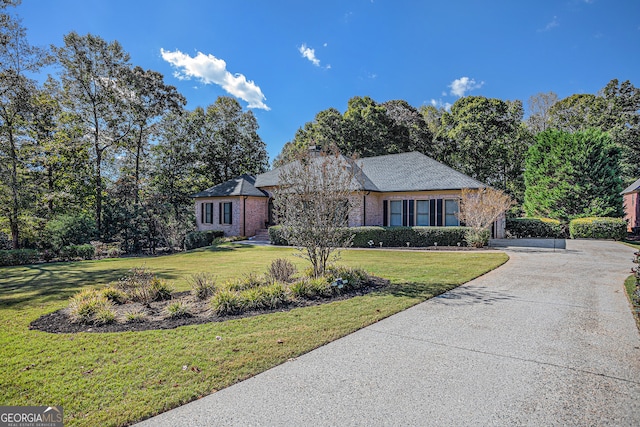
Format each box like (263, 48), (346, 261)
(192, 151), (506, 238)
(622, 177), (640, 233)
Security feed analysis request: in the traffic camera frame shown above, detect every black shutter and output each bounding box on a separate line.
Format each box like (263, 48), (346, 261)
(430, 200), (436, 226)
(228, 202), (232, 225)
(436, 199), (443, 226)
(201, 203), (204, 224)
(219, 203), (223, 224)
(408, 200), (415, 227)
(402, 200), (408, 226)
(383, 200), (388, 226)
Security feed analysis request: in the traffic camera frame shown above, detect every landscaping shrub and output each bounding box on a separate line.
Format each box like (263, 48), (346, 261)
(226, 273), (264, 292)
(59, 244), (95, 261)
(184, 230), (224, 250)
(93, 307), (117, 325)
(464, 228), (491, 248)
(271, 225), (469, 248)
(506, 217), (566, 238)
(241, 282), (288, 310)
(124, 308), (146, 323)
(0, 249), (40, 266)
(350, 226), (469, 247)
(101, 287), (128, 304)
(569, 217), (627, 240)
(165, 301), (192, 318)
(289, 277), (332, 299)
(189, 272), (216, 300)
(325, 266), (369, 290)
(114, 267), (173, 303)
(68, 289), (115, 324)
(210, 289), (245, 316)
(268, 226), (288, 246)
(267, 258), (297, 283)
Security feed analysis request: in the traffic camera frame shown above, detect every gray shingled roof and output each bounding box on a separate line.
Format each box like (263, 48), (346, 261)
(191, 174), (267, 198)
(356, 151), (486, 191)
(254, 151), (486, 192)
(622, 177), (640, 195)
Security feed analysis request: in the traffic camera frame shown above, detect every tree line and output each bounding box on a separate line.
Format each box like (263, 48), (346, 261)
(277, 81), (639, 222)
(0, 2), (268, 251)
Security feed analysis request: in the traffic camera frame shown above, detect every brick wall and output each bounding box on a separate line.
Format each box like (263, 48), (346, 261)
(624, 192), (639, 232)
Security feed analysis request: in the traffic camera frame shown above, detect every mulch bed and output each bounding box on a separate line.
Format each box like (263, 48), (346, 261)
(30, 276), (390, 334)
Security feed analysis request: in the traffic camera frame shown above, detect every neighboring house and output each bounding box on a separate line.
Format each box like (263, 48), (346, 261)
(622, 177), (640, 233)
(193, 151), (506, 238)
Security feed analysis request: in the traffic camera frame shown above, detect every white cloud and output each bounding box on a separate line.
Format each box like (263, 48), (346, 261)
(430, 99), (452, 111)
(448, 77), (484, 97)
(298, 44), (321, 66)
(538, 16), (559, 32)
(160, 48), (269, 110)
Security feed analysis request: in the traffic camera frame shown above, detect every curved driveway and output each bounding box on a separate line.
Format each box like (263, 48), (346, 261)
(136, 240), (640, 426)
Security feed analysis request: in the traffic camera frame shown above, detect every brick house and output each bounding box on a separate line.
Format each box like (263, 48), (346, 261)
(622, 178), (640, 233)
(193, 151), (506, 238)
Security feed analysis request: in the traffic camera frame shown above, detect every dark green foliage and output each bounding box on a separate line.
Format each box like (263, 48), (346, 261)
(268, 226), (288, 245)
(184, 230), (224, 250)
(270, 225), (469, 248)
(524, 129), (624, 221)
(350, 226), (469, 247)
(506, 218), (566, 238)
(568, 217), (627, 240)
(0, 249), (39, 266)
(44, 213), (97, 252)
(0, 232), (10, 250)
(58, 244), (95, 260)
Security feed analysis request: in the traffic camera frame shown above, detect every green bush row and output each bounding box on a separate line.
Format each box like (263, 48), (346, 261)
(568, 217), (627, 240)
(506, 218), (566, 238)
(0, 249), (40, 266)
(184, 230), (225, 250)
(268, 225), (470, 247)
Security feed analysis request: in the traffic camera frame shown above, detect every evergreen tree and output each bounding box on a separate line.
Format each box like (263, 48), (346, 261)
(523, 129), (623, 220)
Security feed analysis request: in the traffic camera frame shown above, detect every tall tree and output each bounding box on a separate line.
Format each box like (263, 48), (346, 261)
(523, 129), (623, 220)
(192, 96), (268, 187)
(123, 66), (185, 203)
(0, 5), (50, 248)
(439, 96), (532, 200)
(526, 91), (558, 133)
(54, 32), (134, 234)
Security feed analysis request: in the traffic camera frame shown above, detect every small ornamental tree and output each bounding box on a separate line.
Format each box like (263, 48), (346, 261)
(273, 147), (360, 277)
(458, 187), (513, 247)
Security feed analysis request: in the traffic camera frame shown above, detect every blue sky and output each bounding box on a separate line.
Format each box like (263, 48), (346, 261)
(13, 0), (640, 162)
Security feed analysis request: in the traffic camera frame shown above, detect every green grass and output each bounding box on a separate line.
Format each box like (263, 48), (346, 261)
(624, 275), (640, 330)
(0, 244), (507, 426)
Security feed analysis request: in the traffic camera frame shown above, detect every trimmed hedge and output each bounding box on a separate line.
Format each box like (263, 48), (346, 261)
(269, 225), (470, 248)
(506, 217), (566, 238)
(569, 217), (627, 240)
(184, 230), (225, 250)
(0, 249), (40, 266)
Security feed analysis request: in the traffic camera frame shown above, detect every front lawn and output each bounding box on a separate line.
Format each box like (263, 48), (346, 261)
(0, 244), (507, 426)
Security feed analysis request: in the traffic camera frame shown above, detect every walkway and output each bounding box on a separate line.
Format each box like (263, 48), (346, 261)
(136, 240), (640, 426)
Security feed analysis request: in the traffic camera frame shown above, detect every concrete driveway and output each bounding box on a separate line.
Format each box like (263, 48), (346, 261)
(135, 240), (640, 426)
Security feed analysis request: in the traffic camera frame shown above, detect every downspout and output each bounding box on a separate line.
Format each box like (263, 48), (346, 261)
(243, 196), (247, 237)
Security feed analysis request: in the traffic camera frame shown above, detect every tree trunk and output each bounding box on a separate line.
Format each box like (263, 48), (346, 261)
(8, 130), (20, 249)
(95, 147), (102, 234)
